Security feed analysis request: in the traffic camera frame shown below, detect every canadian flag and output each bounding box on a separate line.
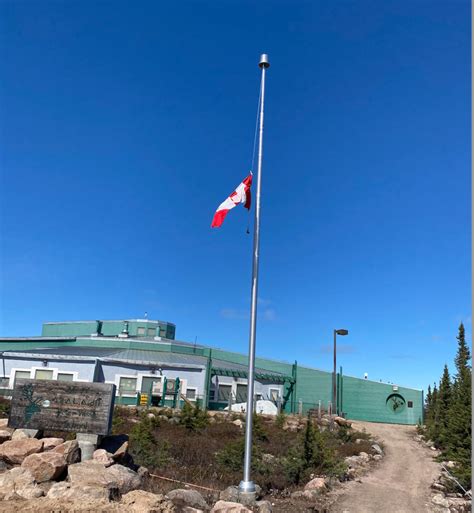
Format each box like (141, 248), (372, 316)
(211, 173), (252, 228)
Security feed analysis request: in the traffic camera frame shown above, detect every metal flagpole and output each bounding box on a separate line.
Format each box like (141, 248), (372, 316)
(239, 53), (270, 496)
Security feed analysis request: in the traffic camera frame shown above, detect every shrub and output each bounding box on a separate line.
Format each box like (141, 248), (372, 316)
(129, 416), (170, 468)
(179, 403), (209, 431)
(275, 412), (286, 429)
(0, 398), (10, 418)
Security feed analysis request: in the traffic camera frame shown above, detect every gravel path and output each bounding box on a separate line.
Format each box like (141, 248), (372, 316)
(329, 421), (440, 513)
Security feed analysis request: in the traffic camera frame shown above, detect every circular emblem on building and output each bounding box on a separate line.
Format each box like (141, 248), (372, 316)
(386, 393), (406, 413)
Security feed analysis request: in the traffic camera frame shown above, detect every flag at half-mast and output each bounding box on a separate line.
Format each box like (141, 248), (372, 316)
(211, 173), (252, 228)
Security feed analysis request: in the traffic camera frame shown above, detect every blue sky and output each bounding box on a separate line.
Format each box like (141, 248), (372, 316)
(0, 1), (470, 391)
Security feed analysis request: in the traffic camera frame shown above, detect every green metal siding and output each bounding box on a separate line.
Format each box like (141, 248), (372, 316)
(341, 375), (423, 425)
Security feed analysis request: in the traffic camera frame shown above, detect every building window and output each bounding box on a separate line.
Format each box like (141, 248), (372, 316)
(407, 401), (413, 408)
(0, 377), (9, 388)
(147, 328), (156, 337)
(137, 327), (146, 336)
(236, 384), (248, 402)
(159, 328), (167, 337)
(119, 377), (137, 395)
(256, 393), (263, 401)
(35, 369), (54, 380)
(57, 373), (74, 382)
(217, 384), (232, 402)
(13, 370), (31, 385)
(269, 388), (280, 401)
(186, 388), (197, 401)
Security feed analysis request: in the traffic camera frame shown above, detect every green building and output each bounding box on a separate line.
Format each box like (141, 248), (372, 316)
(0, 318), (423, 425)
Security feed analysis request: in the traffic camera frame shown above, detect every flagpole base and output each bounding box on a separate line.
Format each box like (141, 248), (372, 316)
(238, 481), (257, 506)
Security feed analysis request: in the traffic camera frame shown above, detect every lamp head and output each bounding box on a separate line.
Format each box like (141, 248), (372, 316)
(335, 329), (349, 336)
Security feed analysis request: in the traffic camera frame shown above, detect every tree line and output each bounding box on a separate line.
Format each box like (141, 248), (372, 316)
(423, 323), (471, 489)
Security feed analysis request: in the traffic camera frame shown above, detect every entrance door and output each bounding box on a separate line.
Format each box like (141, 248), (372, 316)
(141, 376), (161, 394)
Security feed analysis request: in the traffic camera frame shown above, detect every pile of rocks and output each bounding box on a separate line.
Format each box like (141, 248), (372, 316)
(430, 464), (471, 513)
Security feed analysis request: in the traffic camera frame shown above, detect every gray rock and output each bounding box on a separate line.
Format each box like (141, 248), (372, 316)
(211, 501), (252, 513)
(47, 481), (111, 501)
(256, 500), (272, 513)
(304, 477), (327, 492)
(372, 454), (383, 462)
(371, 444), (383, 455)
(121, 490), (176, 513)
(167, 488), (208, 510)
(41, 437), (64, 451)
(11, 429), (40, 440)
(431, 494), (449, 508)
(93, 448), (114, 467)
(0, 430), (12, 443)
(220, 484), (262, 502)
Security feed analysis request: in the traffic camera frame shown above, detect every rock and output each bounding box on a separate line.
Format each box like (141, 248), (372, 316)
(0, 430), (12, 443)
(167, 488), (208, 510)
(0, 467), (44, 500)
(93, 448), (114, 467)
(232, 419), (243, 428)
(432, 482), (447, 492)
(121, 490), (176, 513)
(47, 481), (111, 501)
(42, 437), (64, 450)
(11, 429), (40, 440)
(373, 454), (383, 462)
(147, 413), (156, 419)
(256, 500), (272, 513)
(446, 497), (472, 513)
(21, 451), (67, 482)
(358, 452), (370, 461)
(290, 490), (321, 500)
(304, 477), (327, 492)
(371, 444), (383, 455)
(52, 440), (81, 464)
(106, 463), (143, 494)
(220, 485), (262, 502)
(445, 461), (456, 469)
(137, 466), (150, 479)
(262, 453), (275, 464)
(334, 416), (352, 427)
(432, 494), (449, 508)
(0, 419), (9, 428)
(211, 501), (252, 513)
(113, 441), (129, 460)
(0, 438), (44, 464)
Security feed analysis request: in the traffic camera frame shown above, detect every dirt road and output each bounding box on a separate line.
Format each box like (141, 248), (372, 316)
(329, 421), (440, 513)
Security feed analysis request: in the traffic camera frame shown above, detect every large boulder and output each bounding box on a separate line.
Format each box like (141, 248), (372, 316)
(68, 461), (142, 494)
(121, 490), (176, 512)
(21, 451), (67, 482)
(0, 438), (43, 464)
(304, 477), (327, 492)
(167, 489), (208, 510)
(93, 448), (114, 467)
(334, 416), (351, 428)
(47, 481), (111, 501)
(211, 501), (252, 513)
(42, 437), (64, 451)
(52, 440), (81, 464)
(256, 500), (272, 513)
(11, 429), (40, 440)
(0, 467), (44, 500)
(0, 429), (12, 443)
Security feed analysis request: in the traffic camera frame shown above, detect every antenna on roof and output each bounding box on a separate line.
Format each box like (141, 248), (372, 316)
(144, 311), (148, 319)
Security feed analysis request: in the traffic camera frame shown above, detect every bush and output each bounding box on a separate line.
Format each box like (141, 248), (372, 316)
(275, 412), (286, 429)
(179, 403), (209, 431)
(129, 416), (170, 468)
(0, 398), (10, 418)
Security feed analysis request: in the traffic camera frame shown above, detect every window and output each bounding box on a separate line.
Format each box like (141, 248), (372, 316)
(137, 327), (146, 336)
(269, 389), (280, 401)
(141, 376), (161, 394)
(57, 373), (74, 382)
(217, 384), (232, 402)
(35, 369), (54, 380)
(186, 388), (197, 401)
(14, 370), (31, 382)
(256, 393), (263, 401)
(159, 328), (167, 337)
(407, 401), (413, 408)
(0, 377), (9, 387)
(119, 377), (137, 394)
(236, 384), (248, 402)
(147, 328), (156, 337)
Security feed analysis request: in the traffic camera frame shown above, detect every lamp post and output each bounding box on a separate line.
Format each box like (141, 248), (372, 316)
(333, 329), (348, 415)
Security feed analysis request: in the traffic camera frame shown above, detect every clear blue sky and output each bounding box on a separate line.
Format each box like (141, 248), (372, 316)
(0, 1), (470, 391)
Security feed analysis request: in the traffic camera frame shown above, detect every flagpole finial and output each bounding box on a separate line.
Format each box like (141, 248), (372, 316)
(259, 54), (270, 69)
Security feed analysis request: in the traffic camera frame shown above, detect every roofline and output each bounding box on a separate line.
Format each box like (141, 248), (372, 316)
(43, 319), (176, 327)
(0, 337), (76, 342)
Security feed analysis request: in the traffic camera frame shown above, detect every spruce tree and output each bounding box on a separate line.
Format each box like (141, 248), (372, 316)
(425, 384), (432, 423)
(434, 365), (451, 448)
(427, 383), (439, 442)
(446, 323), (471, 488)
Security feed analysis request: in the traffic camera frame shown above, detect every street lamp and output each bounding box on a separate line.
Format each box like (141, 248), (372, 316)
(333, 329), (349, 415)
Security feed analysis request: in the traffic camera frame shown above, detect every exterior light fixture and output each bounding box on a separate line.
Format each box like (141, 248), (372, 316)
(333, 328), (349, 415)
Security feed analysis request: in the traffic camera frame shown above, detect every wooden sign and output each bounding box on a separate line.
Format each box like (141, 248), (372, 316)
(8, 380), (116, 435)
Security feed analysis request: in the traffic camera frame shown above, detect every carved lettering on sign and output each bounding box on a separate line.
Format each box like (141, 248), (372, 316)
(8, 380), (116, 435)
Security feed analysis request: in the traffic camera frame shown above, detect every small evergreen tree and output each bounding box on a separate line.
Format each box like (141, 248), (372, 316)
(427, 383), (439, 442)
(432, 365), (451, 448)
(446, 323), (472, 488)
(424, 384), (432, 423)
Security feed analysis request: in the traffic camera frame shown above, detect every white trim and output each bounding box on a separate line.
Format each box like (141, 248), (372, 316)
(269, 388), (280, 401)
(57, 371), (79, 382)
(115, 374), (139, 397)
(9, 368), (33, 387)
(185, 386), (198, 401)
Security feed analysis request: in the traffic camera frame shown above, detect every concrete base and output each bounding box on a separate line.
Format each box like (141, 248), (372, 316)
(238, 491), (257, 507)
(76, 433), (101, 461)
